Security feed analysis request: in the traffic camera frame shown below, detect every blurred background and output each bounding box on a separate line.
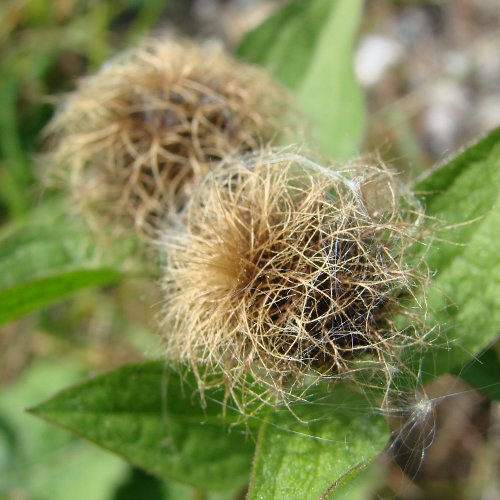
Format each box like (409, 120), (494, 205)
(0, 1), (499, 499)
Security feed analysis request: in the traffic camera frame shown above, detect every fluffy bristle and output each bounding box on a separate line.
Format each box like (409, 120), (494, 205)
(161, 151), (425, 407)
(44, 38), (291, 238)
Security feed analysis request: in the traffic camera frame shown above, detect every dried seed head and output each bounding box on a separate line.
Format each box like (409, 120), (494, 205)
(43, 37), (291, 238)
(161, 151), (425, 408)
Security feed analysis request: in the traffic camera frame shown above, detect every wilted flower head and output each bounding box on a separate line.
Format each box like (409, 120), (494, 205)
(161, 150), (425, 406)
(44, 37), (291, 238)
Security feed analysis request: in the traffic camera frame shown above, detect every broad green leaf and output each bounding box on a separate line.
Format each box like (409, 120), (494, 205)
(248, 385), (388, 499)
(29, 362), (255, 492)
(415, 128), (500, 375)
(236, 0), (365, 158)
(0, 222), (123, 325)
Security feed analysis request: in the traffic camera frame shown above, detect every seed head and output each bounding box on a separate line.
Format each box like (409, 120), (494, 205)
(161, 151), (425, 407)
(44, 37), (291, 238)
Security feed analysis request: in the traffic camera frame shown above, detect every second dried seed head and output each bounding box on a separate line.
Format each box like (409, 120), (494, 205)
(45, 38), (291, 237)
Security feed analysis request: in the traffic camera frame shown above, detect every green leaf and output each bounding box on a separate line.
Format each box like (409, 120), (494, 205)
(0, 222), (123, 325)
(248, 385), (388, 499)
(236, 0), (333, 90)
(28, 362), (255, 492)
(331, 462), (385, 500)
(415, 128), (500, 375)
(236, 0), (365, 158)
(296, 0), (365, 158)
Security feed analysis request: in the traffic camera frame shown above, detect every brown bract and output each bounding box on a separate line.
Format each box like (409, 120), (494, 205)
(44, 38), (290, 238)
(161, 151), (425, 408)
